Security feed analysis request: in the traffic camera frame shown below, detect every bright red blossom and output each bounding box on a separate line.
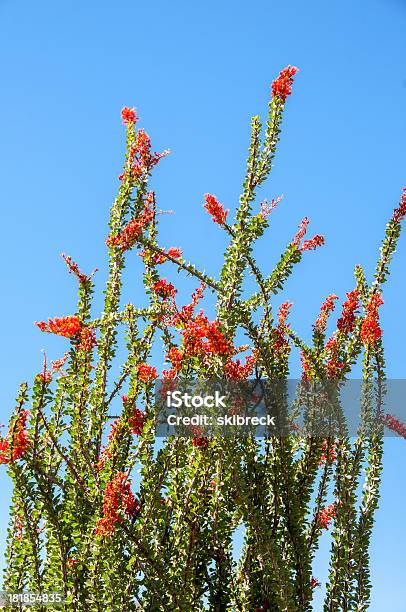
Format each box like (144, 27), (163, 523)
(337, 289), (360, 335)
(106, 197), (154, 250)
(166, 247), (182, 259)
(95, 472), (138, 537)
(153, 279), (177, 299)
(167, 346), (184, 371)
(126, 129), (169, 180)
(204, 194), (229, 225)
(360, 293), (384, 346)
(392, 187), (406, 223)
(121, 107), (138, 125)
(35, 316), (82, 338)
(271, 66), (299, 101)
(61, 253), (92, 284)
(319, 440), (337, 465)
(0, 411), (30, 465)
(317, 503), (336, 529)
(274, 301), (293, 351)
(301, 235), (325, 252)
(315, 295), (339, 333)
(224, 354), (255, 379)
(138, 363), (158, 382)
(292, 217), (310, 246)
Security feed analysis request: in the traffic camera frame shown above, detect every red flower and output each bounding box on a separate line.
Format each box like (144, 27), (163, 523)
(182, 314), (234, 360)
(153, 278), (177, 299)
(271, 66), (299, 102)
(61, 253), (90, 284)
(203, 194), (229, 225)
(0, 411), (30, 465)
(128, 129), (169, 180)
(138, 363), (158, 382)
(360, 293), (384, 346)
(173, 282), (206, 325)
(337, 289), (360, 335)
(121, 107), (138, 125)
(277, 301), (293, 326)
(167, 346), (184, 371)
(162, 368), (176, 380)
(315, 294), (339, 333)
(95, 472), (138, 537)
(106, 198), (154, 250)
(166, 247), (182, 259)
(301, 235), (325, 251)
(191, 426), (209, 448)
(224, 354), (255, 380)
(274, 301), (293, 351)
(35, 316), (82, 338)
(382, 413), (406, 439)
(392, 187), (406, 224)
(317, 503), (336, 529)
(128, 407), (145, 436)
(292, 217), (309, 246)
(319, 440), (336, 465)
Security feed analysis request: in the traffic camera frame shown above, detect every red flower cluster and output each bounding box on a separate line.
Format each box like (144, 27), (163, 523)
(337, 289), (360, 335)
(382, 413), (406, 439)
(392, 187), (406, 224)
(190, 426), (209, 448)
(315, 294), (338, 333)
(182, 314), (234, 361)
(36, 316), (82, 338)
(224, 354), (255, 379)
(0, 411), (30, 465)
(271, 66), (299, 101)
(95, 472), (138, 537)
(119, 129), (168, 181)
(36, 316), (96, 354)
(292, 217), (310, 246)
(128, 407), (145, 436)
(273, 301), (293, 351)
(106, 198), (154, 250)
(138, 363), (158, 383)
(360, 293), (384, 346)
(139, 246), (182, 265)
(167, 346), (184, 372)
(324, 334), (344, 379)
(173, 283), (206, 325)
(277, 301), (293, 326)
(153, 278), (177, 299)
(203, 194), (229, 225)
(121, 106), (138, 125)
(319, 439), (336, 465)
(67, 558), (79, 569)
(317, 503), (336, 529)
(301, 235), (325, 252)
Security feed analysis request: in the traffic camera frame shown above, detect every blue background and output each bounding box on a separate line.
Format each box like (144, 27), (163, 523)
(0, 0), (405, 609)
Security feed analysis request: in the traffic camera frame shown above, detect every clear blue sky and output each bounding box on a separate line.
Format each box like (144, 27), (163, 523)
(1, 0), (405, 609)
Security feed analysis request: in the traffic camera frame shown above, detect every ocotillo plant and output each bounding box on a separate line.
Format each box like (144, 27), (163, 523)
(1, 66), (406, 611)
